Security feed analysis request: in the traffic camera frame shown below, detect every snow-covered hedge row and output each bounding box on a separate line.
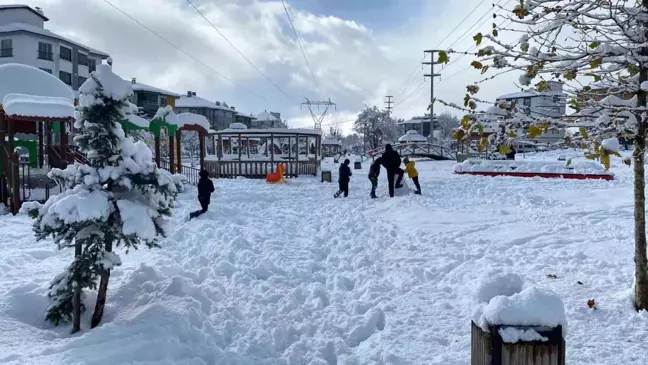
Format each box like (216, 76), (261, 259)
(455, 159), (613, 176)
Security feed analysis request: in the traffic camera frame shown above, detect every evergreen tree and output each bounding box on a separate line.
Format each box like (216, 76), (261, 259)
(22, 64), (179, 332)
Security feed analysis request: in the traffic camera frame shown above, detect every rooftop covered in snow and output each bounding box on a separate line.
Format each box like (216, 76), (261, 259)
(210, 127), (321, 137)
(398, 130), (428, 143)
(130, 80), (179, 98)
(176, 94), (235, 112)
(254, 111), (280, 121)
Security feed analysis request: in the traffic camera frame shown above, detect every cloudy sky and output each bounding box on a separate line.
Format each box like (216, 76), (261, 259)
(8, 0), (522, 133)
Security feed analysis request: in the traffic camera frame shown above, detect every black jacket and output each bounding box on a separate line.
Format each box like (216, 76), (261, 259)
(339, 163), (352, 182)
(197, 171), (214, 200)
(368, 159), (381, 178)
(381, 145), (401, 172)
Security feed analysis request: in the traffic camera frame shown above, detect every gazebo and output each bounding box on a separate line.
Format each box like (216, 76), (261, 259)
(206, 127), (322, 178)
(0, 63), (76, 214)
(398, 130), (428, 144)
(322, 135), (342, 157)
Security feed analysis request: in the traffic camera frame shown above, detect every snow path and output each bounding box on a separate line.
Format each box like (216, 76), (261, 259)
(2, 152), (648, 364)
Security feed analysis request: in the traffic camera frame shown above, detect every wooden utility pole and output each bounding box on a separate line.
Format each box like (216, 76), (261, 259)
(423, 50), (442, 137)
(384, 96), (394, 117)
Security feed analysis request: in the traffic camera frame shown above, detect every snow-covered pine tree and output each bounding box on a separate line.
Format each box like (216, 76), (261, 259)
(22, 64), (179, 332)
(447, 0), (648, 309)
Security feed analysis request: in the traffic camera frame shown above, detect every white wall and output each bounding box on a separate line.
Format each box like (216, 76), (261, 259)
(0, 8), (44, 28)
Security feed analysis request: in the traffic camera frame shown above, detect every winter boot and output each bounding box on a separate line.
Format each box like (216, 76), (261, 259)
(414, 191), (422, 195)
(370, 192), (378, 199)
(333, 190), (341, 198)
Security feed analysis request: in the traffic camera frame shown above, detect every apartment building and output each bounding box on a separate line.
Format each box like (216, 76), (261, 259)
(0, 5), (109, 90)
(129, 78), (179, 118)
(175, 91), (237, 131)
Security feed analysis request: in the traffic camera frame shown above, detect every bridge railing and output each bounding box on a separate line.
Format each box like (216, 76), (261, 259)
(367, 143), (457, 160)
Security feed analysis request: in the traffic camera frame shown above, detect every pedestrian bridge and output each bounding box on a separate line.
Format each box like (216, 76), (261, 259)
(368, 143), (457, 161)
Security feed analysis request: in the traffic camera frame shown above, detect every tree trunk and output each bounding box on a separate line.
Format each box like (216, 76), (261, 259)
(91, 240), (112, 328)
(72, 241), (82, 334)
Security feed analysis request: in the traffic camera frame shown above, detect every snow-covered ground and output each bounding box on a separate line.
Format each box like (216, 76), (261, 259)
(1, 151), (647, 364)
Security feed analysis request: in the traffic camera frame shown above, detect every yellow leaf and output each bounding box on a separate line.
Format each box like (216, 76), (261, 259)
(590, 58), (602, 69)
(600, 154), (610, 170)
(466, 85), (480, 95)
(473, 33), (483, 46)
(492, 29), (499, 37)
(437, 51), (449, 64)
(461, 115), (471, 128)
(477, 124), (484, 134)
(453, 129), (465, 141)
(623, 158), (632, 166)
(527, 125), (543, 139)
(536, 80), (551, 92)
(477, 137), (489, 152)
(564, 70), (577, 80)
(499, 145), (512, 154)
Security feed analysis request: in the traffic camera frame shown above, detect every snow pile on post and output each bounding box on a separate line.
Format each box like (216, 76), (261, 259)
(20, 63), (179, 332)
(2, 93), (74, 119)
(474, 286), (567, 343)
(474, 271), (524, 303)
(153, 105), (179, 125)
(177, 112), (210, 130)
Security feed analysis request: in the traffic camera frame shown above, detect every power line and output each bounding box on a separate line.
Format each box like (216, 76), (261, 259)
(101, 0), (268, 101)
(434, 0), (489, 49)
(395, 80), (427, 107)
(280, 0), (323, 98)
(443, 0), (510, 53)
(185, 0), (295, 101)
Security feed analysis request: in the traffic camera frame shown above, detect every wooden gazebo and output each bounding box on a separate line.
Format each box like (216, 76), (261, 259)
(321, 135), (342, 157)
(0, 64), (76, 214)
(206, 127), (321, 178)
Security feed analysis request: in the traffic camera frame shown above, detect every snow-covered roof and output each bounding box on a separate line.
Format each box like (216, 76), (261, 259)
(254, 111), (279, 121)
(124, 113), (149, 128)
(2, 93), (74, 119)
(131, 82), (179, 97)
(0, 22), (109, 57)
(496, 90), (564, 100)
(399, 116), (430, 125)
(212, 127), (321, 136)
(176, 112), (210, 130)
(322, 135), (342, 145)
(235, 111), (256, 119)
(0, 64), (76, 118)
(398, 130), (427, 143)
(176, 96), (235, 111)
(0, 5), (49, 20)
(228, 122), (248, 130)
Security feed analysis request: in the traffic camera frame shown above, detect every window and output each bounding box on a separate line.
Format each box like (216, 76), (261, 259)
(88, 59), (96, 73)
(552, 95), (560, 103)
(59, 71), (72, 85)
(523, 98), (531, 106)
(1, 39), (12, 57)
(60, 46), (71, 61)
(77, 76), (87, 86)
(78, 52), (88, 66)
(38, 42), (53, 60)
(39, 68), (52, 74)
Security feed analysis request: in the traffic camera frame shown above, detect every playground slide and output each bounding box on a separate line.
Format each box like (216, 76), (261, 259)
(265, 163), (286, 184)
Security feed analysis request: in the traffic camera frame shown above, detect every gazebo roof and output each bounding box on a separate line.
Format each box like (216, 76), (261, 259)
(211, 127), (321, 137)
(0, 63), (75, 119)
(398, 130), (427, 143)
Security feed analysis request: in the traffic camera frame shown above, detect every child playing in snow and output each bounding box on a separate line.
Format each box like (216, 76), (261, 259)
(334, 159), (352, 198)
(189, 170), (215, 219)
(368, 157), (382, 199)
(402, 157), (421, 195)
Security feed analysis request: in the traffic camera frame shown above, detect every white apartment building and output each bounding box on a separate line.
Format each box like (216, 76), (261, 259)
(0, 4), (110, 91)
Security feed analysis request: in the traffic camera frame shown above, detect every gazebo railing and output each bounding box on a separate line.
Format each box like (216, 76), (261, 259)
(204, 160), (319, 179)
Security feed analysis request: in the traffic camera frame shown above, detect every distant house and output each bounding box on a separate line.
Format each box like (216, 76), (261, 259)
(234, 110), (256, 128)
(495, 81), (567, 144)
(129, 78), (179, 118)
(399, 115), (432, 137)
(252, 111), (286, 129)
(175, 91), (237, 131)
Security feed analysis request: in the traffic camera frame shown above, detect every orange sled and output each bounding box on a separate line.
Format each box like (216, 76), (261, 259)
(266, 163), (286, 183)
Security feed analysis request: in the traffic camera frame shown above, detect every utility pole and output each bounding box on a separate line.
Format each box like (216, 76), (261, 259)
(384, 95), (394, 117)
(301, 98), (336, 130)
(423, 50), (442, 140)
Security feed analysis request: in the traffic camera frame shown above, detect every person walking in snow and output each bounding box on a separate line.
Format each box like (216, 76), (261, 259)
(381, 144), (404, 198)
(334, 159), (352, 198)
(368, 157), (382, 199)
(189, 169), (214, 219)
(402, 157), (422, 195)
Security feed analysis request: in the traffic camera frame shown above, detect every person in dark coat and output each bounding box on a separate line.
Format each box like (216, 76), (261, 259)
(190, 170), (215, 219)
(381, 144), (404, 198)
(368, 157), (382, 199)
(334, 159), (352, 198)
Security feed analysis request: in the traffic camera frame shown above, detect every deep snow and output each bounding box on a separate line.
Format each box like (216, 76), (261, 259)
(1, 150), (647, 364)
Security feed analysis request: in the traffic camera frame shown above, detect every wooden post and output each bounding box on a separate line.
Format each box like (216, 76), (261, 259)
(168, 133), (175, 174)
(11, 152), (20, 214)
(212, 135), (216, 158)
(270, 133), (274, 172)
(38, 122), (44, 168)
(154, 136), (161, 167)
(0, 112), (6, 206)
(238, 133), (242, 176)
(217, 134), (223, 160)
(60, 120), (67, 165)
(199, 131), (205, 170)
(246, 136), (250, 159)
(176, 132), (182, 173)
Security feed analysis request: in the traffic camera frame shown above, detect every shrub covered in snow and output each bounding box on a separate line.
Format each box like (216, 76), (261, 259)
(21, 64), (178, 331)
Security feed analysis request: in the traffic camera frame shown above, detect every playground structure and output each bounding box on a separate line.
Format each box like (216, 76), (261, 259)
(369, 142), (457, 161)
(0, 64), (77, 214)
(321, 135), (342, 158)
(206, 126), (322, 179)
(265, 163), (286, 183)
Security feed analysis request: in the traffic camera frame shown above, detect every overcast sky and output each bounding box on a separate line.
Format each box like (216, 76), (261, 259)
(6, 0), (522, 133)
